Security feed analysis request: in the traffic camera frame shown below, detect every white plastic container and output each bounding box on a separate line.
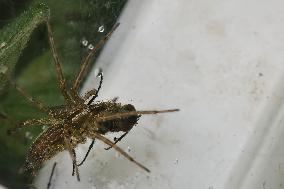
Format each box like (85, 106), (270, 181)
(35, 0), (284, 188)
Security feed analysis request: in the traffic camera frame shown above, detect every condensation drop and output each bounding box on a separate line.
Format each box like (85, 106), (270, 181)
(91, 186), (97, 189)
(82, 38), (88, 46)
(98, 25), (105, 33)
(88, 44), (94, 50)
(127, 146), (131, 152)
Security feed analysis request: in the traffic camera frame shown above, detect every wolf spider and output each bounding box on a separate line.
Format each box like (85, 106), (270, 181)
(5, 15), (179, 181)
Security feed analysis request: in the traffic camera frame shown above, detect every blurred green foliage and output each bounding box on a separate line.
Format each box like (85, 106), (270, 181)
(0, 0), (126, 188)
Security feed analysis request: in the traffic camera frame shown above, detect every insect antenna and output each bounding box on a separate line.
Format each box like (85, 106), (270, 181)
(47, 162), (57, 189)
(78, 71), (103, 166)
(87, 71), (103, 105)
(105, 131), (128, 150)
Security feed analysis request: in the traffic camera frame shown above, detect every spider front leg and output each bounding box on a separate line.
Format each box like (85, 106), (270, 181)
(89, 131), (150, 172)
(45, 18), (70, 101)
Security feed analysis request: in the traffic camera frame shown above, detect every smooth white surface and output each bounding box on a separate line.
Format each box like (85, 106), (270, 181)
(35, 0), (284, 188)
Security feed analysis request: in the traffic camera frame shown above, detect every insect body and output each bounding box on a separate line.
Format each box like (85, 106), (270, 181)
(6, 15), (179, 181)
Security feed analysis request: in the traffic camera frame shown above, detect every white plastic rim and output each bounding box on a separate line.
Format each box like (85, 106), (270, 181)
(34, 0), (284, 189)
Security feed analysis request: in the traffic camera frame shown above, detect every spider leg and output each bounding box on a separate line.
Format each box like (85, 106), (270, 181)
(45, 18), (70, 101)
(64, 138), (80, 181)
(71, 23), (119, 94)
(77, 140), (95, 166)
(7, 118), (51, 135)
(97, 109), (180, 122)
(89, 131), (150, 172)
(8, 79), (50, 113)
(105, 131), (128, 150)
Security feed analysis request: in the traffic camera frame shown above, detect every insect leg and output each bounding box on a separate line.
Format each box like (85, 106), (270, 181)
(89, 132), (150, 172)
(8, 79), (50, 113)
(45, 18), (70, 101)
(71, 23), (119, 94)
(105, 131), (128, 150)
(47, 162), (57, 189)
(97, 109), (180, 122)
(64, 138), (80, 181)
(77, 140), (95, 166)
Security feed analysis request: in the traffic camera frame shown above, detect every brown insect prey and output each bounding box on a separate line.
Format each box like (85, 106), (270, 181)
(7, 16), (179, 181)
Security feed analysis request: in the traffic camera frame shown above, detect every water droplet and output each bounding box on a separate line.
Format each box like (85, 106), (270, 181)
(91, 186), (97, 189)
(127, 146), (131, 152)
(88, 44), (94, 50)
(174, 158), (179, 164)
(98, 25), (105, 33)
(82, 38), (88, 46)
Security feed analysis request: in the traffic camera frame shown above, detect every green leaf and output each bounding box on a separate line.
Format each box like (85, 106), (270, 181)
(0, 2), (49, 91)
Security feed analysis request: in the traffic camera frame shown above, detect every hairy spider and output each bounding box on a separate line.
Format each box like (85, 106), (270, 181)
(5, 15), (179, 181)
